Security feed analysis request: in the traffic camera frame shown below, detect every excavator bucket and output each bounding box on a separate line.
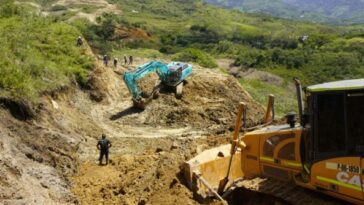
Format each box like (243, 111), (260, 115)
(133, 99), (146, 110)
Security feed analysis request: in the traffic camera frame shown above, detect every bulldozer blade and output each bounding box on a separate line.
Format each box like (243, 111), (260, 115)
(217, 177), (229, 194)
(184, 144), (244, 201)
(217, 151), (235, 194)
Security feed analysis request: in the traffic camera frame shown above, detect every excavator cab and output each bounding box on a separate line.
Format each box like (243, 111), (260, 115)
(184, 78), (364, 204)
(123, 61), (192, 109)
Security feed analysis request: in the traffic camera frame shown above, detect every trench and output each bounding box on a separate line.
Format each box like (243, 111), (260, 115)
(226, 187), (292, 205)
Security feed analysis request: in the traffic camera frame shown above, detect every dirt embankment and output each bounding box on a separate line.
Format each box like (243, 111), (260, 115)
(0, 56), (265, 205)
(0, 95), (92, 204)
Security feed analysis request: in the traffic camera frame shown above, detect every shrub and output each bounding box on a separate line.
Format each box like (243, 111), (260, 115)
(172, 48), (217, 68)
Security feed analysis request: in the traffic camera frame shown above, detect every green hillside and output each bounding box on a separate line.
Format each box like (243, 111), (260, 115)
(204, 0), (364, 24)
(83, 0), (363, 114)
(85, 0), (364, 86)
(0, 1), (94, 101)
(1, 0), (363, 114)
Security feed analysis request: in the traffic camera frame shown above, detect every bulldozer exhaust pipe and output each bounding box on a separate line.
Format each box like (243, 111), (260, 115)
(264, 94), (275, 124)
(294, 78), (304, 127)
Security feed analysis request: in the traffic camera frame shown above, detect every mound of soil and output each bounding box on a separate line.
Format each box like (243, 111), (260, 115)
(113, 26), (152, 41)
(118, 67), (265, 134)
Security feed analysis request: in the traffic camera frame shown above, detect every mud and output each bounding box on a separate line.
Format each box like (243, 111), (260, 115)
(71, 136), (228, 205)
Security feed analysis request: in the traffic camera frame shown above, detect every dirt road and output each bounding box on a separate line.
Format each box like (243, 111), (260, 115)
(67, 59), (264, 204)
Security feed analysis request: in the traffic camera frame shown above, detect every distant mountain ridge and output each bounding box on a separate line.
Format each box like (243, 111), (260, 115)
(204, 0), (364, 24)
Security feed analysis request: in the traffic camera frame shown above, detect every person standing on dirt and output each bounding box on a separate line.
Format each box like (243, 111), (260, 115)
(129, 55), (133, 65)
(76, 36), (83, 47)
(113, 58), (118, 69)
(124, 55), (128, 65)
(103, 55), (109, 67)
(97, 134), (112, 165)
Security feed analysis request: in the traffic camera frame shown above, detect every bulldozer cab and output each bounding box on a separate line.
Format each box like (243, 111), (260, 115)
(304, 79), (364, 201)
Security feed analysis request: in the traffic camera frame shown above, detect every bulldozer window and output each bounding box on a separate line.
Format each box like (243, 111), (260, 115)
(346, 92), (364, 155)
(315, 93), (346, 157)
(313, 91), (364, 160)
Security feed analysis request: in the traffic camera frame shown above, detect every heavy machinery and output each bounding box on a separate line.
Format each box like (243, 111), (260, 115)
(184, 78), (364, 204)
(123, 60), (192, 109)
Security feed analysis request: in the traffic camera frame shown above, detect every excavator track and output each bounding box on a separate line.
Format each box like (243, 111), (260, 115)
(226, 178), (348, 205)
(175, 82), (183, 99)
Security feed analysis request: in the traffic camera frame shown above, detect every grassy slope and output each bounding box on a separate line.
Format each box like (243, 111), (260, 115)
(2, 0), (363, 115)
(240, 79), (297, 116)
(204, 0), (364, 24)
(113, 0), (335, 36)
(0, 2), (94, 101)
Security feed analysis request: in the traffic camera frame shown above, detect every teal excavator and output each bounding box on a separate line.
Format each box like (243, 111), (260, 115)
(123, 61), (193, 109)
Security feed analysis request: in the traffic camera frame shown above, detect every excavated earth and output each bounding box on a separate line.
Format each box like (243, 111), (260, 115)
(0, 57), (348, 205)
(0, 56), (266, 205)
(1, 2), (351, 205)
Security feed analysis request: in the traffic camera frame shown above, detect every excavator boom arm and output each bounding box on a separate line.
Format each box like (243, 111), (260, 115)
(123, 61), (193, 102)
(123, 61), (169, 100)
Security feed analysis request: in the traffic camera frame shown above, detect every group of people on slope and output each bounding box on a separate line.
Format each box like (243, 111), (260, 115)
(102, 54), (133, 68)
(76, 36), (134, 69)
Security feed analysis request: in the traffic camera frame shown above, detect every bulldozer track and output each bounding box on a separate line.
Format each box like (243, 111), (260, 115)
(229, 178), (348, 205)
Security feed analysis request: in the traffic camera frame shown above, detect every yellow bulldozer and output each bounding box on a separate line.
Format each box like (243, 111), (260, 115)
(184, 78), (364, 204)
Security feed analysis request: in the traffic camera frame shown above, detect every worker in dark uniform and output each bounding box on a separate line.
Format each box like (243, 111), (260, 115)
(103, 55), (109, 67)
(113, 58), (118, 69)
(129, 55), (133, 65)
(76, 36), (83, 47)
(124, 55), (128, 65)
(97, 134), (112, 165)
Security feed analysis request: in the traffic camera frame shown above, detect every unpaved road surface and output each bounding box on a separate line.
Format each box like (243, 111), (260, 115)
(16, 0), (121, 23)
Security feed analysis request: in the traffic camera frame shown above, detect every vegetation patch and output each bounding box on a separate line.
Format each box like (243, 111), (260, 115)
(95, 0), (364, 86)
(240, 79), (297, 117)
(172, 48), (217, 68)
(0, 1), (94, 101)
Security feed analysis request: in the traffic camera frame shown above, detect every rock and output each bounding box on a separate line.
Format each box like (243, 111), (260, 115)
(90, 91), (104, 102)
(169, 178), (178, 188)
(40, 182), (49, 189)
(170, 142), (179, 150)
(138, 199), (146, 205)
(51, 100), (59, 110)
(196, 144), (208, 154)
